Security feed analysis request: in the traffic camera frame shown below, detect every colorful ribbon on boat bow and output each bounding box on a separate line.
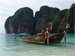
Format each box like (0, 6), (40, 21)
(63, 24), (70, 43)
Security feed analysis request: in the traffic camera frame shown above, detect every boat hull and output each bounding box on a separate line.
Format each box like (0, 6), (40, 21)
(19, 33), (64, 44)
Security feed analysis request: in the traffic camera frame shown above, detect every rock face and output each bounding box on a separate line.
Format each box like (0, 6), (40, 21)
(51, 9), (68, 33)
(5, 7), (34, 34)
(35, 6), (60, 32)
(35, 4), (75, 33)
(5, 4), (75, 34)
(59, 4), (75, 33)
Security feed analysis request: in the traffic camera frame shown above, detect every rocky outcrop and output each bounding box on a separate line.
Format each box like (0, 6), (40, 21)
(35, 6), (60, 32)
(5, 17), (13, 34)
(35, 6), (60, 23)
(5, 7), (34, 34)
(35, 4), (75, 33)
(5, 4), (75, 34)
(59, 4), (75, 33)
(51, 9), (68, 33)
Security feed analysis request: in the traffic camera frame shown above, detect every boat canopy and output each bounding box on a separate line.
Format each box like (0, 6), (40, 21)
(20, 33), (26, 36)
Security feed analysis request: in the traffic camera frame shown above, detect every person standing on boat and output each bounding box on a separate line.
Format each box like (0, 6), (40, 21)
(45, 22), (52, 44)
(45, 28), (49, 44)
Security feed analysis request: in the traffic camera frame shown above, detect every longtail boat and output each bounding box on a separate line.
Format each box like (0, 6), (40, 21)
(18, 22), (70, 44)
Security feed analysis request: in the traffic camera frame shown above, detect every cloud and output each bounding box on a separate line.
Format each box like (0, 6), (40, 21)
(0, 0), (74, 13)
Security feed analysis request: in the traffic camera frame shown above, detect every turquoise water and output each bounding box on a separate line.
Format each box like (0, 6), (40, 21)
(0, 33), (75, 56)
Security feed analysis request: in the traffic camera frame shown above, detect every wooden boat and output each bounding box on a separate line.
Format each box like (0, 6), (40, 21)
(19, 33), (64, 44)
(18, 22), (70, 44)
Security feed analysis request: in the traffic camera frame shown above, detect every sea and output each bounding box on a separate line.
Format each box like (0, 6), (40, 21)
(0, 33), (75, 56)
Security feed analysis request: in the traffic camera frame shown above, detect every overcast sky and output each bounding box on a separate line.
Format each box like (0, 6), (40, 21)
(0, 0), (75, 34)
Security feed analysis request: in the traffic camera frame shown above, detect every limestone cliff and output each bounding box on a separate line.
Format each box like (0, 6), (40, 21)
(59, 4), (75, 33)
(35, 6), (60, 32)
(5, 4), (75, 34)
(5, 7), (34, 34)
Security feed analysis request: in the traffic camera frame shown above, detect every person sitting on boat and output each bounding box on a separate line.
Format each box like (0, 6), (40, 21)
(45, 28), (49, 44)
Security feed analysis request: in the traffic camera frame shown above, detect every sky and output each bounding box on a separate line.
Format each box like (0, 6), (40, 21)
(0, 0), (75, 34)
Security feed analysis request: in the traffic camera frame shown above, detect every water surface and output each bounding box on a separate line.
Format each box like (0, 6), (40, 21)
(0, 33), (75, 56)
